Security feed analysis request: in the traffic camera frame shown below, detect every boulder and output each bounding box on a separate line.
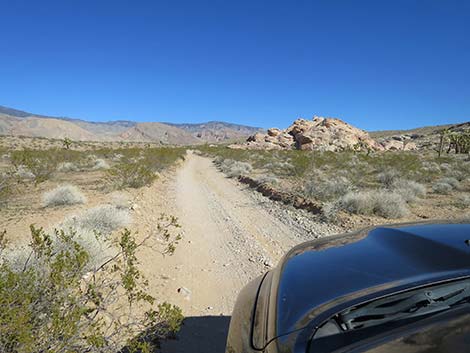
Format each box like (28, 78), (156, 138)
(238, 116), (382, 152)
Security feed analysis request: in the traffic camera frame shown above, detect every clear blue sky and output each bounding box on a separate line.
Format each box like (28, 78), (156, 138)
(0, 0), (469, 130)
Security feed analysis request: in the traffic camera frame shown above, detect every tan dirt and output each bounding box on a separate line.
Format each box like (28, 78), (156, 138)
(133, 152), (317, 352)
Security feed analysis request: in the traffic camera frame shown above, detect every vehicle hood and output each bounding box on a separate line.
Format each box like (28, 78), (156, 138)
(274, 222), (470, 339)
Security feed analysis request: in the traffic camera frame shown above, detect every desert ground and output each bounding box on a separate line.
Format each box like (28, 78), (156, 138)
(0, 134), (469, 352)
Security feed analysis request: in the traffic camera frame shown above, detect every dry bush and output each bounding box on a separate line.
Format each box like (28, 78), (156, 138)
(61, 204), (131, 235)
(338, 190), (409, 218)
(255, 174), (280, 185)
(109, 192), (131, 209)
(377, 169), (401, 188)
(92, 158), (110, 170)
(219, 159), (253, 178)
(57, 162), (78, 172)
(432, 177), (460, 194)
(432, 182), (453, 195)
(304, 176), (353, 201)
(455, 194), (470, 209)
(438, 177), (460, 189)
(391, 179), (427, 203)
(42, 185), (87, 207)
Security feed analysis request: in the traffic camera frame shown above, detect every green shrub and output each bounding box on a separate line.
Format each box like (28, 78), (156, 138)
(107, 162), (157, 189)
(10, 149), (58, 184)
(0, 219), (182, 353)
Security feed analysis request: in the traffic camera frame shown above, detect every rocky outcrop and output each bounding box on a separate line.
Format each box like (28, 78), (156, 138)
(234, 116), (383, 152)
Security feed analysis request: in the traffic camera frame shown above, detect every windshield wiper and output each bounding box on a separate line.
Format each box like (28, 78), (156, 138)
(339, 280), (470, 330)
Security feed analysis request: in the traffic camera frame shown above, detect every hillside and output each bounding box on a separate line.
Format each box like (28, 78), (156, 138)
(119, 122), (200, 144)
(371, 121), (470, 150)
(0, 105), (260, 145)
(166, 121), (264, 142)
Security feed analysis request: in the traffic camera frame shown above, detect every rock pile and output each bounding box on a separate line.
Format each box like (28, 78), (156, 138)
(234, 116), (383, 152)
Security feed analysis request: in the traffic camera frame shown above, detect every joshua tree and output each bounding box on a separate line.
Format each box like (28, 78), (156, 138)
(62, 137), (73, 150)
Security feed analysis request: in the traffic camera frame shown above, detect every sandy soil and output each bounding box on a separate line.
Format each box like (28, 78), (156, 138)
(130, 152), (325, 352)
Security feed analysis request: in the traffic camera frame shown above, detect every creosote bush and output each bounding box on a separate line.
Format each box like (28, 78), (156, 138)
(42, 184), (87, 207)
(106, 148), (186, 189)
(0, 216), (183, 353)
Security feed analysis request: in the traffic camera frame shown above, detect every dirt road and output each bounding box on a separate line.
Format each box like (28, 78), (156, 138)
(142, 152), (335, 352)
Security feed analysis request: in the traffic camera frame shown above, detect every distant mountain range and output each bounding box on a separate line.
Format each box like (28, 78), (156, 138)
(0, 105), (263, 144)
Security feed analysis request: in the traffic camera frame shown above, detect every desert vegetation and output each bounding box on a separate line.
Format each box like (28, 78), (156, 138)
(202, 145), (470, 223)
(0, 141), (187, 352)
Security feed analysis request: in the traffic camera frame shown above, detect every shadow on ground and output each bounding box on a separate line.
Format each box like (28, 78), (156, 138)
(160, 315), (231, 353)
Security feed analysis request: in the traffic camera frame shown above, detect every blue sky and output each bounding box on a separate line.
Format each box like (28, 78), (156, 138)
(0, 0), (469, 130)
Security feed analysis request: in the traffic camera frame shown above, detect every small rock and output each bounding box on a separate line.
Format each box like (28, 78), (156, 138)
(177, 287), (192, 300)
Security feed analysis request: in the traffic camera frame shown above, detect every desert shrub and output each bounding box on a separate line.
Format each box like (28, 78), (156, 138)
(105, 148), (185, 189)
(391, 179), (426, 203)
(263, 161), (296, 176)
(377, 169), (401, 188)
(61, 204), (131, 235)
(255, 174), (280, 185)
(226, 161), (253, 178)
(432, 182), (453, 195)
(10, 149), (58, 184)
(445, 169), (466, 181)
(432, 177), (460, 194)
(304, 176), (353, 201)
(455, 194), (470, 209)
(0, 222), (183, 353)
(15, 165), (35, 179)
(438, 177), (460, 189)
(43, 184), (87, 207)
(109, 192), (131, 209)
(92, 158), (110, 170)
(107, 162), (156, 189)
(0, 171), (16, 206)
(338, 190), (409, 218)
(57, 161), (78, 172)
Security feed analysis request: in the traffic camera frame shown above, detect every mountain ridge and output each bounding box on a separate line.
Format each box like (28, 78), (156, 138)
(0, 105), (262, 144)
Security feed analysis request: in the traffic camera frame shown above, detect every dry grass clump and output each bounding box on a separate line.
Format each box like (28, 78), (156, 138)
(337, 190), (409, 218)
(305, 176), (353, 201)
(61, 204), (131, 235)
(42, 185), (87, 207)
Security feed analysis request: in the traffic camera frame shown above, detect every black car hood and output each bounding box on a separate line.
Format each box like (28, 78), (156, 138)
(274, 222), (470, 339)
